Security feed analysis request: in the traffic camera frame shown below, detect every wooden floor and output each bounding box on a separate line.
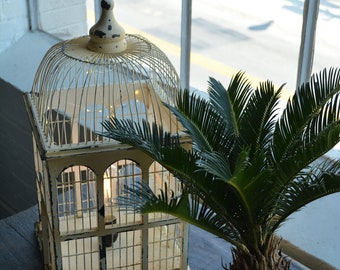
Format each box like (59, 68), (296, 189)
(0, 79), (43, 269)
(0, 205), (43, 269)
(0, 78), (37, 219)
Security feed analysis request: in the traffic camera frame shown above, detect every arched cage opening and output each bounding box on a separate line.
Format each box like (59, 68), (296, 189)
(148, 161), (183, 221)
(57, 165), (98, 234)
(104, 159), (142, 226)
(103, 159), (143, 269)
(29, 35), (181, 149)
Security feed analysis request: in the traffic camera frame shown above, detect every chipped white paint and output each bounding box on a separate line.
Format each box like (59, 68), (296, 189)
(88, 0), (127, 53)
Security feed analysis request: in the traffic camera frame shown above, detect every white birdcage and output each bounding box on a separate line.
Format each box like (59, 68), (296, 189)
(24, 1), (189, 269)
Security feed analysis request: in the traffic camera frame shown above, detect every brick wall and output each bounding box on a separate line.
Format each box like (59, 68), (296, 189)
(0, 0), (29, 54)
(38, 0), (88, 39)
(0, 0), (87, 54)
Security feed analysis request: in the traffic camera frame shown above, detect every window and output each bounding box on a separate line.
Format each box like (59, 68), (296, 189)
(57, 166), (96, 218)
(104, 159), (142, 225)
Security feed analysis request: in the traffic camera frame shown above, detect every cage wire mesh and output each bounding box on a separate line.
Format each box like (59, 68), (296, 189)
(30, 34), (180, 149)
(24, 0), (189, 269)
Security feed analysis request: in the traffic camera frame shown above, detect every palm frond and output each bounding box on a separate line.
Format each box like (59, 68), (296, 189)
(102, 117), (205, 187)
(239, 81), (283, 155)
(273, 68), (340, 163)
(208, 72), (253, 138)
(274, 121), (340, 185)
(197, 151), (233, 181)
(102, 117), (179, 156)
(226, 149), (279, 227)
(270, 159), (340, 232)
(116, 181), (247, 249)
(165, 89), (234, 155)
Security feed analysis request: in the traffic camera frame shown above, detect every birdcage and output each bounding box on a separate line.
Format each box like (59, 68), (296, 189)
(24, 1), (189, 269)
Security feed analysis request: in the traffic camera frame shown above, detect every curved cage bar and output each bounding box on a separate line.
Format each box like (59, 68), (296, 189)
(29, 34), (180, 149)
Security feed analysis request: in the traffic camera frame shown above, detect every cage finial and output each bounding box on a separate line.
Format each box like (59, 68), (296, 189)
(88, 0), (127, 53)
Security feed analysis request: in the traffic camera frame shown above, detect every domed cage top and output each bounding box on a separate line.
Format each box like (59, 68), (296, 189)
(25, 0), (182, 153)
(26, 34), (181, 151)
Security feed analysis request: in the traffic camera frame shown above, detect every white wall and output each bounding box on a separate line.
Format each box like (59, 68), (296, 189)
(0, 0), (87, 54)
(0, 0), (29, 54)
(0, 0), (88, 89)
(38, 0), (87, 39)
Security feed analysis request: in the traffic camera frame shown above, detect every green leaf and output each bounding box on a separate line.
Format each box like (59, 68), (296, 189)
(270, 159), (340, 232)
(273, 68), (340, 163)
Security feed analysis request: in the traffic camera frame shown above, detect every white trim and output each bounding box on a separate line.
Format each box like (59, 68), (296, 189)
(296, 0), (320, 88)
(180, 0), (192, 90)
(27, 0), (39, 31)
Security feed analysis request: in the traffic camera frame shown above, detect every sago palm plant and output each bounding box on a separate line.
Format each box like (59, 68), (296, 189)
(102, 68), (340, 269)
